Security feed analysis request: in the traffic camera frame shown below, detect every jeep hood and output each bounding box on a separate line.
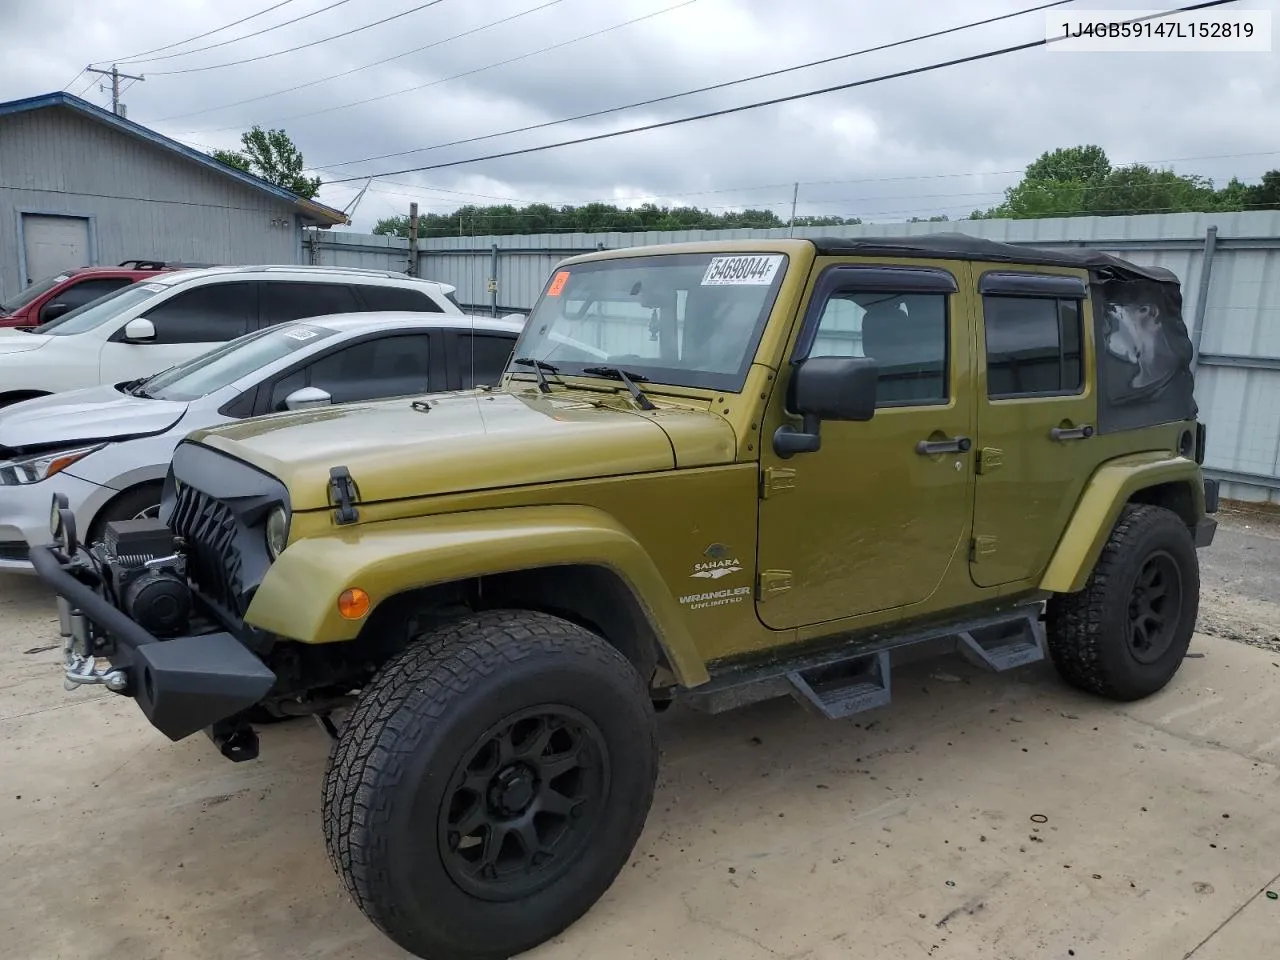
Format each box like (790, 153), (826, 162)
(189, 390), (737, 511)
(0, 384), (187, 451)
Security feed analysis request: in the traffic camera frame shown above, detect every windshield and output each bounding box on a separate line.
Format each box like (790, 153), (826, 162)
(510, 252), (788, 392)
(139, 322), (340, 401)
(0, 273), (70, 314)
(36, 282), (169, 336)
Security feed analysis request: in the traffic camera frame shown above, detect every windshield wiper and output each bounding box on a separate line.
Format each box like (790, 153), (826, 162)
(123, 376), (153, 399)
(581, 366), (656, 411)
(511, 356), (557, 393)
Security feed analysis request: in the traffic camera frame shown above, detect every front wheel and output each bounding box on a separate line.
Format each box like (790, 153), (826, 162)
(1046, 504), (1199, 701)
(322, 610), (658, 960)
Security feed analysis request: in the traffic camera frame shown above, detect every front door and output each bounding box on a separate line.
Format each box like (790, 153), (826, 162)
(99, 281), (259, 382)
(969, 266), (1099, 587)
(756, 261), (975, 631)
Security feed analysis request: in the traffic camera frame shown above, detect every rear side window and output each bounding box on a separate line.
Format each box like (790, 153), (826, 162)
(141, 282), (256, 343)
(983, 296), (1084, 398)
(455, 332), (516, 388)
(261, 282), (361, 326)
(356, 284), (443, 313)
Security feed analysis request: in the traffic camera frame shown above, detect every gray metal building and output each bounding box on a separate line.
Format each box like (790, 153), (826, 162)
(0, 91), (347, 302)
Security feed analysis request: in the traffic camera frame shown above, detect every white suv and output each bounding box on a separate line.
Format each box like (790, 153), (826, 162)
(0, 265), (462, 406)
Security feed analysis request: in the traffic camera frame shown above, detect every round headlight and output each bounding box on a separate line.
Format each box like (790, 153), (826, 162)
(265, 505), (290, 559)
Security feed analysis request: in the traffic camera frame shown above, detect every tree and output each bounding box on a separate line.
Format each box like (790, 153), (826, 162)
(209, 125), (322, 200)
(971, 143), (1280, 219)
(1246, 170), (1280, 209)
(371, 202), (859, 238)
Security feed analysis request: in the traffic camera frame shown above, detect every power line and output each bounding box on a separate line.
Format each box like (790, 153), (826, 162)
(102, 0), (300, 65)
(168, 0), (702, 134)
(148, 0), (568, 123)
(147, 0), (457, 75)
(348, 148), (1280, 211)
(114, 0), (352, 66)
(328, 0), (1242, 184)
(312, 0), (1075, 173)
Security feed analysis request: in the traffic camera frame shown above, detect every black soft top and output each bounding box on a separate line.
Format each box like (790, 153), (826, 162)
(810, 232), (1177, 285)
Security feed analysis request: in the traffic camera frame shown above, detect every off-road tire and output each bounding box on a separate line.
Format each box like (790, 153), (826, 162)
(322, 609), (658, 960)
(1046, 504), (1199, 701)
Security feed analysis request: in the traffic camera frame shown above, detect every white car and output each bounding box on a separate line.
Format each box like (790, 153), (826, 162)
(0, 265), (464, 407)
(0, 312), (522, 572)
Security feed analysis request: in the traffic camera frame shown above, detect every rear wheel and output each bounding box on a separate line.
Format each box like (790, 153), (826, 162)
(322, 609), (658, 960)
(1046, 504), (1199, 701)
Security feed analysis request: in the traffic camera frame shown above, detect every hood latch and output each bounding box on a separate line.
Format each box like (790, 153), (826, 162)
(328, 465), (360, 525)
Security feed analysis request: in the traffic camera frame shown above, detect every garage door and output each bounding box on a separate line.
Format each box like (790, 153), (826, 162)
(22, 214), (90, 284)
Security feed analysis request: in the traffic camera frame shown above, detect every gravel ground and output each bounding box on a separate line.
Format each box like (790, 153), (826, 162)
(1197, 502), (1280, 655)
(0, 505), (1277, 960)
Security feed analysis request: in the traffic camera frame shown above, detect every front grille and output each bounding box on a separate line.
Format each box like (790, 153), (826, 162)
(0, 539), (28, 562)
(170, 482), (245, 616)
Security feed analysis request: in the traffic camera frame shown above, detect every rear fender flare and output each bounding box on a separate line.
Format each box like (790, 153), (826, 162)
(1040, 453), (1206, 594)
(244, 503), (709, 686)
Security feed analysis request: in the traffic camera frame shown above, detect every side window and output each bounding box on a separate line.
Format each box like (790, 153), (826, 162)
(456, 333), (516, 388)
(56, 277), (133, 311)
(260, 282), (361, 326)
(356, 284), (443, 313)
(983, 296), (1084, 398)
(141, 282), (255, 343)
(268, 334), (432, 410)
(809, 291), (948, 406)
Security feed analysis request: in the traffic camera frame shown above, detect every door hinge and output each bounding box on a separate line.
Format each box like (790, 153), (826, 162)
(976, 447), (1003, 475)
(970, 536), (998, 561)
(760, 466), (797, 499)
(758, 569), (793, 599)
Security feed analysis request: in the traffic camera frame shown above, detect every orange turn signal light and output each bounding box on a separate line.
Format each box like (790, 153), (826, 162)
(338, 588), (371, 620)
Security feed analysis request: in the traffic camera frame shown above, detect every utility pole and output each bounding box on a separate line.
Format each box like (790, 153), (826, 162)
(788, 182), (799, 237)
(84, 64), (144, 117)
(407, 202), (419, 277)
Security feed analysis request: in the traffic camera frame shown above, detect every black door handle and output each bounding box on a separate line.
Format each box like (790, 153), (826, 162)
(916, 436), (972, 455)
(1050, 424), (1095, 441)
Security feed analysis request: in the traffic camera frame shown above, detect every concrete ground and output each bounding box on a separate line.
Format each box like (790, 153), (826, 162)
(2, 508), (1279, 960)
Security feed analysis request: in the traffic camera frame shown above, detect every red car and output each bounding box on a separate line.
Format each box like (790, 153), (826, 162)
(0, 260), (213, 329)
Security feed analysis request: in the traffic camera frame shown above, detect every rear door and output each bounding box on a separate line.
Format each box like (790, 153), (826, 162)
(99, 281), (258, 381)
(449, 329), (518, 388)
(969, 267), (1098, 587)
(259, 281), (362, 328)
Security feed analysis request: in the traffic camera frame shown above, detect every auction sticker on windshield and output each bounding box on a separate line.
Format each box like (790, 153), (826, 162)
(701, 255), (782, 286)
(546, 271), (571, 296)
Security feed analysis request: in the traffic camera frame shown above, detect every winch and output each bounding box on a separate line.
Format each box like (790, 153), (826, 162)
(96, 518), (192, 638)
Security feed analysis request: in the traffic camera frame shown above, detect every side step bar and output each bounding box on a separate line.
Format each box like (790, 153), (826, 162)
(683, 608), (1046, 720)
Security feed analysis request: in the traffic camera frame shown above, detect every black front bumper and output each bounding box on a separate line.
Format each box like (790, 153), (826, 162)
(31, 544), (276, 743)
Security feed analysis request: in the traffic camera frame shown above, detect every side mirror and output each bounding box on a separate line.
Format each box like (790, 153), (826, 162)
(284, 386), (332, 411)
(123, 317), (156, 343)
(41, 302), (71, 323)
(773, 356), (878, 458)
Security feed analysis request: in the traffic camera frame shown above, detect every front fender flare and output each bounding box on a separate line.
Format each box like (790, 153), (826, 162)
(1039, 452), (1206, 594)
(245, 504), (709, 686)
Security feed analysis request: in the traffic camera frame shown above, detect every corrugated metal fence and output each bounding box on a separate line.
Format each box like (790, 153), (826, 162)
(306, 211), (1280, 502)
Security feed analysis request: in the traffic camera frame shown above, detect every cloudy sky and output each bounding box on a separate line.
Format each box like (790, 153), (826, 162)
(3, 0), (1277, 230)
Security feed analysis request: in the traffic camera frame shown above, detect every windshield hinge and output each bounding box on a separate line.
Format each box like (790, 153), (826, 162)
(328, 466), (360, 525)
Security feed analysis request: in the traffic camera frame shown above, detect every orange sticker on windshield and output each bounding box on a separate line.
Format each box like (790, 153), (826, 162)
(547, 271), (570, 296)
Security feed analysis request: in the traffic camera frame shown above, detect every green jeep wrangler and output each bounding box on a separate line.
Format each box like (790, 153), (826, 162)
(36, 234), (1218, 959)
